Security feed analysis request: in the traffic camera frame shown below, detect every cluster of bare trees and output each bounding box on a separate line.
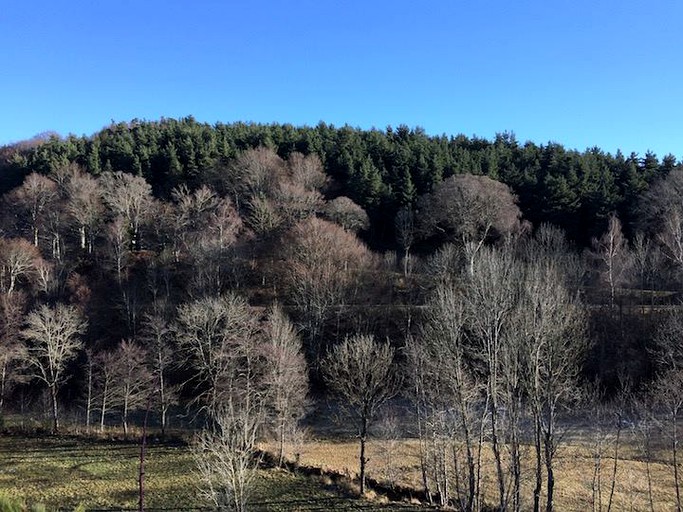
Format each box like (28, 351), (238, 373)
(408, 238), (586, 512)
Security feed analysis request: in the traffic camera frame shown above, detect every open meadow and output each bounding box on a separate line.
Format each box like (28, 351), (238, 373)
(2, 428), (679, 511)
(281, 432), (680, 512)
(0, 433), (426, 511)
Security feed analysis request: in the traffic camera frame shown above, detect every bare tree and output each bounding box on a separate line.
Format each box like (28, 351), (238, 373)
(282, 217), (374, 364)
(246, 195), (281, 238)
(322, 334), (400, 495)
(324, 196), (369, 233)
(139, 313), (178, 435)
(653, 312), (683, 512)
(83, 348), (95, 430)
(261, 305), (309, 466)
(170, 186), (243, 296)
(639, 170), (683, 272)
(417, 174), (522, 274)
(193, 401), (264, 512)
(94, 348), (118, 433)
(4, 172), (58, 246)
(21, 303), (87, 432)
(407, 286), (483, 511)
(225, 146), (286, 207)
(395, 207), (415, 277)
(63, 167), (104, 253)
(590, 214), (632, 308)
(111, 339), (153, 437)
(99, 171), (153, 251)
(521, 257), (587, 512)
(0, 292), (28, 414)
(274, 182), (323, 226)
(175, 293), (258, 414)
(287, 151), (327, 192)
(463, 247), (520, 511)
(0, 237), (42, 295)
(632, 231), (662, 309)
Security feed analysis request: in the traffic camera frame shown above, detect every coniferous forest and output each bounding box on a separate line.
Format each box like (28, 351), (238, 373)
(2, 117), (683, 511)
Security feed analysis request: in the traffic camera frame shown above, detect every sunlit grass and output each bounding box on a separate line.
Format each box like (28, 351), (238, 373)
(0, 435), (421, 510)
(275, 434), (680, 512)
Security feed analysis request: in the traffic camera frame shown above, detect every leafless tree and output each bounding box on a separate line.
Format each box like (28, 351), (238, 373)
(407, 286), (483, 510)
(4, 172), (58, 246)
(94, 348), (118, 433)
(0, 292), (28, 414)
(62, 167), (104, 253)
(225, 146), (286, 207)
(417, 174), (522, 274)
(274, 182), (323, 226)
(170, 186), (243, 296)
(282, 217), (374, 364)
(99, 171), (153, 251)
(590, 214), (632, 308)
(395, 207), (415, 277)
(175, 293), (258, 414)
(261, 305), (309, 466)
(521, 257), (587, 512)
(0, 238), (41, 295)
(653, 312), (683, 512)
(246, 195), (281, 238)
(109, 339), (153, 437)
(463, 247), (520, 511)
(21, 303), (87, 432)
(639, 171), (683, 264)
(632, 231), (662, 309)
(193, 401), (264, 512)
(83, 348), (95, 430)
(324, 196), (369, 233)
(322, 333), (400, 495)
(287, 151), (327, 192)
(523, 223), (588, 291)
(139, 312), (178, 435)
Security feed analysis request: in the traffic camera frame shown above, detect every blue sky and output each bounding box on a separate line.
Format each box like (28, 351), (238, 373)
(2, 1), (682, 158)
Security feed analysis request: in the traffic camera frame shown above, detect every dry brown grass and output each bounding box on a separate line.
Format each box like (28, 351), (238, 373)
(265, 434), (680, 511)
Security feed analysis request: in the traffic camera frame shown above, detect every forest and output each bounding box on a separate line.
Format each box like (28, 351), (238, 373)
(1, 117), (683, 511)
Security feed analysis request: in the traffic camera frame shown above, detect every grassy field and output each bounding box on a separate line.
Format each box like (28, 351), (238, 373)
(0, 434), (425, 511)
(285, 435), (679, 512)
(2, 429), (681, 511)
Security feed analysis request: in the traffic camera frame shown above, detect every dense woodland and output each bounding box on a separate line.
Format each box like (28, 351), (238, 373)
(2, 117), (683, 511)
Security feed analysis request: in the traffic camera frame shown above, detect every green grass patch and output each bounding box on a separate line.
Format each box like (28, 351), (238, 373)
(0, 435), (420, 511)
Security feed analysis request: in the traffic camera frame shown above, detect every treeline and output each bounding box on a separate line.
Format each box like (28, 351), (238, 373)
(1, 117), (679, 246)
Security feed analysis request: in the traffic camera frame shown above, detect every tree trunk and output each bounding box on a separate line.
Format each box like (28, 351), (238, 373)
(533, 411), (543, 512)
(489, 391), (506, 510)
(158, 367), (167, 436)
(278, 418), (286, 467)
(0, 363), (7, 414)
(123, 394), (129, 438)
(359, 416), (368, 496)
(606, 419), (621, 512)
(100, 381), (108, 433)
(85, 363), (93, 430)
(545, 427), (556, 512)
(50, 384), (59, 433)
(673, 410), (682, 512)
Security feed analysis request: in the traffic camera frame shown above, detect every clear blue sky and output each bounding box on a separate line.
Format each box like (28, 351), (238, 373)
(2, 0), (682, 158)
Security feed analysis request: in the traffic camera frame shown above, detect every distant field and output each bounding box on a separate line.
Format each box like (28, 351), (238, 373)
(286, 435), (679, 512)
